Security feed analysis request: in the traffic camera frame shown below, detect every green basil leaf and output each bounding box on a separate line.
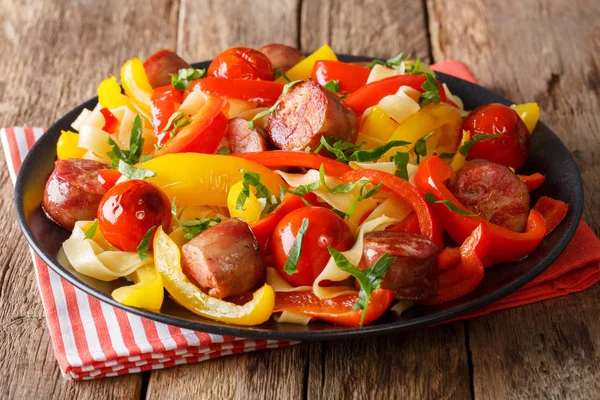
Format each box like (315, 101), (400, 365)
(458, 133), (502, 157)
(425, 193), (479, 216)
(170, 68), (205, 90)
(140, 154), (153, 163)
(117, 160), (156, 180)
(84, 220), (99, 240)
(137, 226), (156, 261)
(317, 137), (410, 164)
(438, 152), (454, 159)
(349, 140), (411, 162)
(324, 80), (339, 94)
(418, 73), (441, 107)
(283, 217), (309, 275)
(128, 114), (144, 163)
(180, 218), (221, 240)
(216, 146), (231, 155)
(273, 67), (291, 82)
(393, 152), (410, 181)
(414, 131), (435, 164)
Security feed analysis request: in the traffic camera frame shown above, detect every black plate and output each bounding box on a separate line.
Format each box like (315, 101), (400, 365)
(14, 55), (583, 340)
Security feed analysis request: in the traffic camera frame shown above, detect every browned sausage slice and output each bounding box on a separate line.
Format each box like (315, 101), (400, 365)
(43, 159), (107, 230)
(257, 44), (304, 71)
(225, 117), (271, 153)
(448, 160), (530, 232)
(181, 219), (266, 299)
(267, 80), (358, 151)
(143, 49), (190, 88)
(361, 231), (440, 301)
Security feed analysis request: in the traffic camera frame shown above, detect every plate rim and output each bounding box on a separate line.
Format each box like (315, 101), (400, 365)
(14, 55), (584, 340)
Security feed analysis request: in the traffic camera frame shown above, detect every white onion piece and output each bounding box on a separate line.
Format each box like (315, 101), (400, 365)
(366, 64), (400, 84)
(377, 90), (420, 125)
(179, 91), (206, 117)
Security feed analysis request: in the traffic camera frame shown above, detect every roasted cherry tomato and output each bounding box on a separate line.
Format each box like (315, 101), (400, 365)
(98, 180), (172, 251)
(208, 47), (274, 81)
(272, 207), (354, 287)
(462, 103), (530, 170)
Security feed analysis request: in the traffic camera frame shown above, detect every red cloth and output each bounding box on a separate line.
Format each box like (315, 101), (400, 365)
(430, 61), (600, 319)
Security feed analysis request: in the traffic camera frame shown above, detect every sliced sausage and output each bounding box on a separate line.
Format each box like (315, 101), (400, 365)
(224, 117), (271, 153)
(181, 219), (266, 299)
(43, 159), (107, 230)
(257, 44), (304, 71)
(448, 160), (530, 232)
(267, 80), (359, 151)
(143, 49), (190, 88)
(360, 231), (440, 301)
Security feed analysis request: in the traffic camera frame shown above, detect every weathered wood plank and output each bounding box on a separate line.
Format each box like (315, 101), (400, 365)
(428, 0), (600, 398)
(0, 0), (179, 397)
(147, 344), (310, 399)
(306, 324), (471, 400)
(300, 0), (431, 61)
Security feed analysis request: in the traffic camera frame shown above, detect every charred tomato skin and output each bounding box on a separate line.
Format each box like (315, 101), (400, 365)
(207, 47), (274, 81)
(98, 180), (172, 251)
(462, 103), (530, 170)
(272, 207), (354, 287)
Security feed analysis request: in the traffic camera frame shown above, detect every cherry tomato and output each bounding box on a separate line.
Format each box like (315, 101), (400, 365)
(462, 103), (530, 170)
(272, 207), (354, 287)
(208, 47), (274, 81)
(98, 180), (172, 251)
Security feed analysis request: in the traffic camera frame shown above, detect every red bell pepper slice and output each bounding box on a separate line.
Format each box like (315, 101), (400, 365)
(533, 196), (569, 236)
(518, 173), (546, 192)
(387, 212), (420, 234)
(420, 223), (488, 305)
(97, 169), (122, 191)
(414, 156), (547, 265)
(343, 74), (458, 117)
(154, 95), (227, 156)
(249, 192), (316, 254)
(233, 151), (352, 178)
(273, 289), (394, 327)
(100, 108), (119, 134)
(151, 85), (184, 146)
(341, 169), (444, 248)
(190, 78), (284, 106)
(437, 246), (461, 271)
(311, 60), (371, 94)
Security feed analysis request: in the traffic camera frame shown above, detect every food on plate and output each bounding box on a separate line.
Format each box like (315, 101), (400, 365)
(44, 44), (567, 328)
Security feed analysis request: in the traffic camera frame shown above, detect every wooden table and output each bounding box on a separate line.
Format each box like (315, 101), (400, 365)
(1, 0), (599, 398)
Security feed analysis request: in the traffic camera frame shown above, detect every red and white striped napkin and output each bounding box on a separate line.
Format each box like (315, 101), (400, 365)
(2, 127), (294, 380)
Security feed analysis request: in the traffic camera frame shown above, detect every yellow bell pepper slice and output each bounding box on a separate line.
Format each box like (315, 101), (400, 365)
(360, 106), (399, 143)
(111, 264), (164, 311)
(97, 75), (135, 111)
(276, 44), (337, 83)
(56, 130), (86, 160)
(143, 153), (285, 207)
(356, 132), (385, 150)
(153, 227), (275, 326)
(383, 104), (462, 160)
(450, 130), (471, 171)
(121, 58), (153, 117)
(511, 102), (540, 133)
(227, 181), (263, 223)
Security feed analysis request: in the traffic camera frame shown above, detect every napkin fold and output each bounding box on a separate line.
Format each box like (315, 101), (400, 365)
(4, 60), (599, 380)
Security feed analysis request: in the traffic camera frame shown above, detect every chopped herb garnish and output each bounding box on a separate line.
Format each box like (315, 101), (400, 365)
(328, 248), (396, 326)
(140, 154), (153, 163)
(458, 134), (502, 157)
(284, 218), (309, 275)
(170, 68), (206, 90)
(367, 52), (406, 69)
(324, 80), (339, 94)
(318, 164), (365, 194)
(236, 170), (280, 218)
(281, 181), (320, 206)
(274, 67), (291, 82)
(407, 59), (422, 74)
(107, 114), (145, 168)
(155, 112), (191, 151)
(414, 131), (435, 164)
(170, 198), (221, 240)
(418, 73), (441, 107)
(84, 221), (98, 240)
(247, 80), (302, 130)
(392, 152), (410, 181)
(316, 136), (410, 163)
(216, 146), (231, 155)
(117, 159), (157, 180)
(137, 226), (157, 261)
(425, 193), (479, 216)
(438, 152), (455, 159)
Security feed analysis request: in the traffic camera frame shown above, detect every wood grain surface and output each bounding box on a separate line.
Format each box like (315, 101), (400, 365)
(0, 0), (599, 399)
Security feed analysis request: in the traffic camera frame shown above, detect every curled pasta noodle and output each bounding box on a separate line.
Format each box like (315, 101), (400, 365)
(62, 221), (148, 281)
(266, 268), (311, 293)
